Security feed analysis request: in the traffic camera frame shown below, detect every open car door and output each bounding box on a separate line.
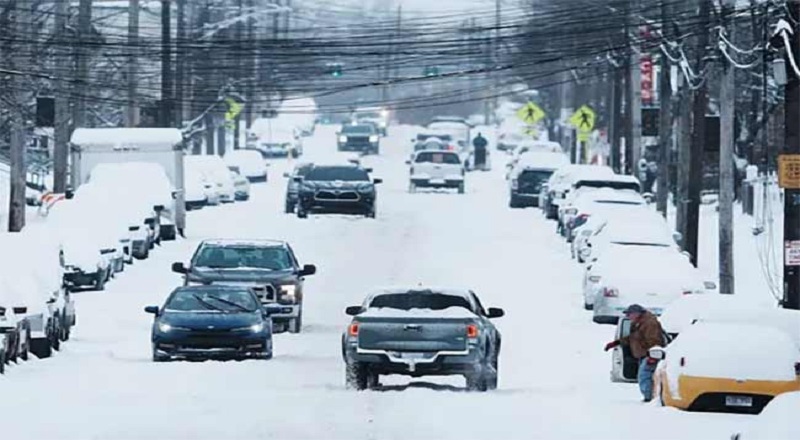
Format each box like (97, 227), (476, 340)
(610, 318), (638, 382)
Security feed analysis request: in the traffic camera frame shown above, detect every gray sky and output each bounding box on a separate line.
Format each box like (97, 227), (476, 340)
(398, 0), (492, 12)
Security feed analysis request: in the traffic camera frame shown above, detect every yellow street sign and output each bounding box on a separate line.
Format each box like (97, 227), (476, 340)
(779, 154), (800, 189)
(225, 98), (243, 122)
(570, 105), (596, 133)
(517, 102), (546, 125)
(524, 126), (538, 138)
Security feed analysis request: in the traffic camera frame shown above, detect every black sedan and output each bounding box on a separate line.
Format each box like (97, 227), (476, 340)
(145, 286), (284, 362)
(295, 165), (382, 218)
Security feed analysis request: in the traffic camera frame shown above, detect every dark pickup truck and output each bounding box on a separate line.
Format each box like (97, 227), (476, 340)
(342, 287), (504, 391)
(172, 239), (316, 333)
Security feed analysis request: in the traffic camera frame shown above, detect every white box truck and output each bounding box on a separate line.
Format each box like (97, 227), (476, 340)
(69, 128), (186, 234)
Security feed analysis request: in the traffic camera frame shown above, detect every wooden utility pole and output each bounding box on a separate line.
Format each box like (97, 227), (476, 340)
(627, 17), (642, 176)
(609, 67), (623, 173)
(126, 0), (140, 127)
(8, 0), (30, 232)
(783, 0), (800, 309)
(719, 0), (736, 294)
(74, 0), (92, 131)
(233, 0), (244, 150)
(175, 0), (186, 128)
(656, 0), (673, 217)
(53, 0), (70, 193)
(685, 0), (711, 267)
(160, 0), (173, 128)
(244, 0), (255, 129)
(676, 74), (692, 242)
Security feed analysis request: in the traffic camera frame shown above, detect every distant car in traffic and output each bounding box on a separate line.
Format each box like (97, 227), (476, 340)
(172, 239), (317, 333)
(354, 107), (389, 136)
(145, 285), (284, 361)
(229, 169), (251, 201)
(337, 123), (380, 155)
(541, 165), (616, 219)
(224, 149), (268, 182)
(283, 162), (313, 214)
(342, 287), (504, 391)
(295, 165), (382, 218)
(407, 150), (465, 194)
(508, 152), (570, 208)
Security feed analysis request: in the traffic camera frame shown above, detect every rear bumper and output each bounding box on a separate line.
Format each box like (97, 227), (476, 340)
(64, 270), (100, 287)
(411, 178), (463, 188)
(345, 344), (481, 375)
(664, 375), (800, 412)
(185, 199), (208, 210)
(510, 191), (540, 205)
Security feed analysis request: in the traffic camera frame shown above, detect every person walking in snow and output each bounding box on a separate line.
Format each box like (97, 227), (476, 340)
(472, 133), (488, 169)
(604, 304), (665, 402)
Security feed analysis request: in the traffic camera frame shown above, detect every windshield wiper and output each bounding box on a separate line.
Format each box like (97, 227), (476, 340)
(206, 295), (252, 312)
(192, 294), (226, 312)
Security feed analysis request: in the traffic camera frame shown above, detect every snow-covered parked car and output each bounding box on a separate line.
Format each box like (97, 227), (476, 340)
(342, 287), (504, 391)
(184, 163), (220, 209)
(731, 391), (800, 439)
(541, 164), (616, 219)
(0, 289), (30, 367)
(408, 150), (465, 194)
(585, 244), (708, 323)
(185, 155), (236, 203)
(229, 169), (251, 201)
(578, 209), (682, 264)
(650, 323), (800, 413)
(508, 151), (570, 208)
(558, 187), (648, 242)
(250, 117), (303, 158)
(225, 149), (268, 182)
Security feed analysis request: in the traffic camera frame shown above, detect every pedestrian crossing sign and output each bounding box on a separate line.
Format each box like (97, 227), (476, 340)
(517, 102), (546, 125)
(570, 105), (596, 133)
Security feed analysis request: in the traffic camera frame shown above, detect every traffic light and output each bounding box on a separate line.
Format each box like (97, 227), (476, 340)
(326, 62), (343, 77)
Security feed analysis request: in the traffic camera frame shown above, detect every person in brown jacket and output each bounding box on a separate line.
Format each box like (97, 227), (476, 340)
(604, 304), (665, 402)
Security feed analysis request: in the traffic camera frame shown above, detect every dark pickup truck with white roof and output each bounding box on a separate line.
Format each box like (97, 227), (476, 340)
(341, 287), (504, 391)
(172, 239), (316, 334)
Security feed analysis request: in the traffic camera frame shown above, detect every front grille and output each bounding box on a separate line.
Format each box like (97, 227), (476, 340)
(517, 182), (541, 194)
(252, 284), (277, 302)
(345, 137), (370, 146)
(315, 191), (360, 201)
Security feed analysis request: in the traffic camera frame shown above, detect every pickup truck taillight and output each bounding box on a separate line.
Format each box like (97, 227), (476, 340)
(466, 324), (479, 338)
(348, 322), (359, 337)
(603, 287), (618, 298)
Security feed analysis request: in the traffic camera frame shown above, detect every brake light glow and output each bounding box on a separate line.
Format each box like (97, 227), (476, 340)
(466, 324), (479, 338)
(348, 323), (359, 337)
(603, 287), (618, 298)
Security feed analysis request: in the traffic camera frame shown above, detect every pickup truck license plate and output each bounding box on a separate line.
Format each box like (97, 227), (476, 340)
(430, 179), (445, 185)
(725, 395), (753, 407)
(399, 352), (426, 360)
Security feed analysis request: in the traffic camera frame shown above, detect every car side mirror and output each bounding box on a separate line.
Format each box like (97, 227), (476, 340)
(299, 264), (317, 277)
(283, 172), (291, 178)
(373, 178), (383, 184)
(144, 218), (156, 227)
(153, 204), (165, 212)
(487, 308), (505, 319)
(171, 262), (188, 274)
(642, 193), (654, 204)
(405, 159), (411, 165)
(345, 306), (363, 316)
(293, 176), (303, 183)
(363, 167), (373, 173)
(648, 347), (666, 360)
(128, 225), (140, 232)
(144, 306), (159, 315)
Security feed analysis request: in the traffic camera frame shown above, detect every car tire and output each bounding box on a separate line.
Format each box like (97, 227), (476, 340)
(465, 372), (488, 392)
(0, 352), (4, 374)
(408, 182), (417, 193)
(30, 338), (52, 359)
(345, 360), (370, 391)
(284, 200), (294, 214)
(545, 205), (558, 220)
(20, 328), (30, 361)
(365, 206), (376, 219)
(50, 316), (61, 352)
(152, 350), (170, 363)
(288, 312), (302, 334)
(458, 183), (465, 194)
(509, 196), (521, 208)
(60, 317), (71, 342)
(297, 208), (308, 219)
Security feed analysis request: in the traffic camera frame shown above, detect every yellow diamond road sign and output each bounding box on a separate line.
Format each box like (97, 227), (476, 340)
(570, 105), (596, 133)
(225, 98), (243, 122)
(517, 102), (546, 125)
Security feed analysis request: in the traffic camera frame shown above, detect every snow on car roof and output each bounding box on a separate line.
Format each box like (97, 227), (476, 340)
(667, 322), (799, 381)
(200, 239), (287, 248)
(369, 286), (472, 298)
(71, 128), (182, 147)
(359, 306), (476, 319)
(595, 247), (702, 289)
(516, 152), (570, 170)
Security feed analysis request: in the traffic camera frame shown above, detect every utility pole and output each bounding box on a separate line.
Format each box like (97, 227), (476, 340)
(685, 0), (711, 267)
(676, 74), (691, 243)
(493, 0), (501, 125)
(244, 0), (256, 129)
(126, 0), (140, 127)
(74, 0), (92, 131)
(175, 0), (186, 129)
(53, 0), (70, 193)
(609, 66), (623, 173)
(719, 0), (736, 294)
(783, 0), (800, 310)
(627, 10), (642, 176)
(160, 0), (173, 128)
(233, 0), (244, 150)
(656, 0), (673, 217)
(8, 0), (30, 232)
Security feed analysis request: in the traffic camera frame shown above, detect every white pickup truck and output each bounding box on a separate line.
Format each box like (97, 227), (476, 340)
(407, 150), (465, 194)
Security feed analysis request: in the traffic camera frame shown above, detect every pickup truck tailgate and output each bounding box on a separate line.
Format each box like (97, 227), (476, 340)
(356, 317), (471, 352)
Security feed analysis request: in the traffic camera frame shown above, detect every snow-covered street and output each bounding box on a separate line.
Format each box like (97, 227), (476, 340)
(0, 127), (753, 439)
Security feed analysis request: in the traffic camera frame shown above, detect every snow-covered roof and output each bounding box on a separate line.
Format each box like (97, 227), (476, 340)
(71, 128), (183, 147)
(200, 239), (288, 248)
(516, 151), (570, 170)
(740, 392), (800, 439)
(360, 306), (476, 319)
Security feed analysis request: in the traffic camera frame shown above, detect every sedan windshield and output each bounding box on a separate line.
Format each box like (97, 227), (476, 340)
(305, 166), (370, 182)
(165, 288), (259, 313)
(370, 293), (473, 312)
(193, 245), (293, 270)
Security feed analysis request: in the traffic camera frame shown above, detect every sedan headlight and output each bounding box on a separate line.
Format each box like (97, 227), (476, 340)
(250, 323), (265, 333)
(339, 136), (347, 143)
(358, 186), (374, 194)
(158, 322), (172, 332)
(369, 135), (379, 142)
(280, 285), (297, 302)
